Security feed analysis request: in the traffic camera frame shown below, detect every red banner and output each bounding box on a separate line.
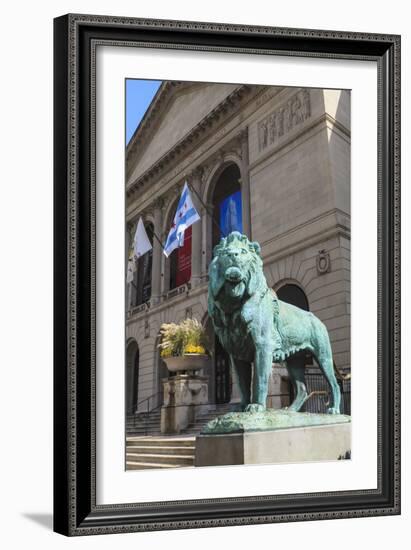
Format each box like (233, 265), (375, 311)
(176, 226), (192, 287)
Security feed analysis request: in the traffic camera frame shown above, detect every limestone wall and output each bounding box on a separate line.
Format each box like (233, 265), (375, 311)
(125, 84), (351, 411)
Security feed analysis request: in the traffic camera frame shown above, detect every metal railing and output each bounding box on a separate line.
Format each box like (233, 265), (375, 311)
(301, 372), (351, 415)
(127, 283), (192, 319)
(126, 373), (351, 436)
(126, 400), (240, 436)
(127, 300), (150, 318)
(135, 390), (163, 414)
(163, 282), (191, 302)
(127, 391), (164, 435)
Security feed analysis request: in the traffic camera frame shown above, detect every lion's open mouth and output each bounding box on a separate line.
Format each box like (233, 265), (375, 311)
(224, 266), (245, 299)
(225, 266), (243, 284)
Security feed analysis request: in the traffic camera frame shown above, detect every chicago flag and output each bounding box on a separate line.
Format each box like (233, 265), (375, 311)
(163, 183), (200, 257)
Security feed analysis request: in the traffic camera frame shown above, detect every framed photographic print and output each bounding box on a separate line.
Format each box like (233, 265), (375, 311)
(53, 14), (400, 536)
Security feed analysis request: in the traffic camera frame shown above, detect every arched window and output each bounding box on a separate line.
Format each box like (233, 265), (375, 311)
(166, 192), (193, 291)
(276, 283), (309, 311)
(134, 222), (153, 306)
(126, 340), (139, 415)
(169, 225), (192, 290)
(212, 163), (242, 248)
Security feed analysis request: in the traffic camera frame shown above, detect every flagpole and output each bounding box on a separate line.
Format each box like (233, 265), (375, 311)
(151, 228), (166, 251)
(186, 181), (227, 238)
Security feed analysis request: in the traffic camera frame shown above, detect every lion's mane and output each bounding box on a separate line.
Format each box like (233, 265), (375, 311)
(208, 232), (279, 334)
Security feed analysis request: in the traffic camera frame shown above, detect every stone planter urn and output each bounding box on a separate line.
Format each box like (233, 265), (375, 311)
(163, 354), (210, 374)
(160, 355), (211, 434)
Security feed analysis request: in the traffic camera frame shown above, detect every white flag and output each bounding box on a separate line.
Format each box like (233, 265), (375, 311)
(127, 242), (137, 283)
(134, 218), (152, 259)
(126, 250), (136, 283)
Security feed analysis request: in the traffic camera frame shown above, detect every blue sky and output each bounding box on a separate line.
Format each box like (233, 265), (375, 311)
(126, 79), (162, 144)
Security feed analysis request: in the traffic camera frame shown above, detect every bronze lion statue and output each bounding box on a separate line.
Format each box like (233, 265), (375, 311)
(208, 232), (341, 414)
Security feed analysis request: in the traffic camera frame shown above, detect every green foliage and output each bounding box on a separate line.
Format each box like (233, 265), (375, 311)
(158, 318), (208, 358)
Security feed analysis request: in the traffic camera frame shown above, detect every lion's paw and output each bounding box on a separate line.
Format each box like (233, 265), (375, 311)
(326, 407), (340, 415)
(244, 403), (266, 413)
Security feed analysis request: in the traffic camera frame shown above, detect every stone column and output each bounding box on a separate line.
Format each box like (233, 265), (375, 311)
(239, 128), (252, 239)
(189, 168), (203, 288)
(204, 202), (214, 272)
(161, 187), (181, 295)
(151, 199), (163, 305)
(161, 245), (170, 295)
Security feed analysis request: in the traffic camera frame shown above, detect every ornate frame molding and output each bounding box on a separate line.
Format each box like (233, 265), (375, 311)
(54, 14), (400, 536)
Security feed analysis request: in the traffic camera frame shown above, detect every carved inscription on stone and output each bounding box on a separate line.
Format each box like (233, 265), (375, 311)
(258, 89), (311, 152)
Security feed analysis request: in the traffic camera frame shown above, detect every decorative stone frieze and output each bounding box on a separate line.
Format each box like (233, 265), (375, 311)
(258, 89), (311, 152)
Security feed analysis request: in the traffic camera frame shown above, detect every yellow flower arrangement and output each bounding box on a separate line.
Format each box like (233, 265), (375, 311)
(184, 344), (206, 355)
(158, 318), (209, 357)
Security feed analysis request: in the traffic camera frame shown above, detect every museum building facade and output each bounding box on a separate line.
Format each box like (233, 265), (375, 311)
(125, 81), (351, 422)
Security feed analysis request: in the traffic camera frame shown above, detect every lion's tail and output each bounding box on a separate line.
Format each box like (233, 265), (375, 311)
(333, 360), (351, 381)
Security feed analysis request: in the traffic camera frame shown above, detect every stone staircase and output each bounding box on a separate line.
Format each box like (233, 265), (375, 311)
(126, 409), (161, 436)
(126, 403), (239, 470)
(185, 403), (237, 434)
(126, 436), (196, 469)
(126, 402), (238, 437)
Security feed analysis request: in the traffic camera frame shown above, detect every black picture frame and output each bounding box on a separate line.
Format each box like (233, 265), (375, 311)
(53, 14), (401, 536)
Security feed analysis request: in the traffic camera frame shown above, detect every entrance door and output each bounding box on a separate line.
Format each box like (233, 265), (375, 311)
(276, 284), (311, 408)
(215, 337), (231, 404)
(126, 341), (139, 414)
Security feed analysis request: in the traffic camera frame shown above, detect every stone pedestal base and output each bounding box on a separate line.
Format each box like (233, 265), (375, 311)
(195, 422), (351, 466)
(161, 374), (209, 434)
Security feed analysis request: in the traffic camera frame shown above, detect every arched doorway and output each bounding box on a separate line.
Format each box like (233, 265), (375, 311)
(208, 163), (242, 404)
(276, 282), (327, 412)
(276, 283), (309, 311)
(203, 315), (232, 405)
(276, 282), (311, 367)
(126, 339), (139, 414)
(214, 338), (232, 404)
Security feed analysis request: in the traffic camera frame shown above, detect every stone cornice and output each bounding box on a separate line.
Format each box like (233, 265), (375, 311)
(187, 166), (204, 183)
(126, 126), (248, 224)
(261, 208), (351, 267)
(126, 81), (183, 170)
(126, 84), (255, 198)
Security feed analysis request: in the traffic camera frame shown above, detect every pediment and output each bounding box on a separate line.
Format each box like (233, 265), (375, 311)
(127, 81), (239, 184)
